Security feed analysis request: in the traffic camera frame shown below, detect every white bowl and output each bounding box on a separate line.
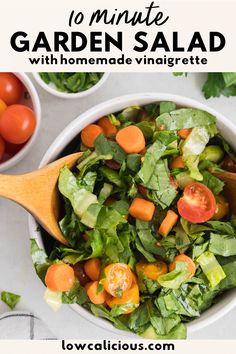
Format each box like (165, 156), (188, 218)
(0, 73), (41, 172)
(32, 72), (110, 99)
(29, 93), (236, 337)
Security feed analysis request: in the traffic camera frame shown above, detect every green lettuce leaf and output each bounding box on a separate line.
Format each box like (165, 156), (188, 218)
(209, 234), (236, 257)
(197, 251), (226, 288)
(158, 261), (190, 289)
(156, 108), (216, 130)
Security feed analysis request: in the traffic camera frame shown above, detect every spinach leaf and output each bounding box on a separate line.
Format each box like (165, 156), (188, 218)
(95, 134), (126, 164)
(202, 171), (224, 195)
(62, 280), (88, 305)
(1, 291), (20, 310)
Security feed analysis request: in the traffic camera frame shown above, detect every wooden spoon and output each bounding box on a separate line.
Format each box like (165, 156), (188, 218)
(0, 152), (83, 245)
(213, 170), (236, 214)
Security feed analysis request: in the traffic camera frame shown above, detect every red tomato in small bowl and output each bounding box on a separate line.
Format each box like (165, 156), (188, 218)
(0, 136), (6, 161)
(0, 104), (36, 144)
(0, 73), (23, 105)
(177, 182), (216, 223)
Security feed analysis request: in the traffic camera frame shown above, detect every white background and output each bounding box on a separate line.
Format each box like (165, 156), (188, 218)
(0, 72), (236, 339)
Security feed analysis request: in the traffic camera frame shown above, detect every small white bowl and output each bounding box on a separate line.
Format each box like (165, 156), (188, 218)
(29, 93), (236, 338)
(32, 72), (110, 99)
(0, 73), (41, 172)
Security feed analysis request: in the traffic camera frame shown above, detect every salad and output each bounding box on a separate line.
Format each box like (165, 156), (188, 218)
(39, 72), (104, 94)
(32, 102), (236, 339)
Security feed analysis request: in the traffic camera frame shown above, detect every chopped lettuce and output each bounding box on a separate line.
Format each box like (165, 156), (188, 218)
(182, 126), (217, 180)
(209, 234), (236, 257)
(156, 108), (216, 131)
(59, 166), (98, 217)
(197, 251), (226, 288)
(158, 261), (190, 289)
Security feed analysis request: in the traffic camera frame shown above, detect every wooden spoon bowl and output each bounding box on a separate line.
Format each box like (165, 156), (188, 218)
(0, 152), (83, 245)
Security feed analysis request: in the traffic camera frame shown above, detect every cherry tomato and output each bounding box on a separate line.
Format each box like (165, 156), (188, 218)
(136, 261), (168, 281)
(102, 263), (133, 297)
(212, 195), (229, 220)
(0, 104), (36, 144)
(5, 141), (25, 154)
(106, 283), (139, 314)
(177, 182), (216, 223)
(0, 136), (6, 161)
(73, 262), (90, 286)
(0, 99), (7, 116)
(0, 73), (23, 105)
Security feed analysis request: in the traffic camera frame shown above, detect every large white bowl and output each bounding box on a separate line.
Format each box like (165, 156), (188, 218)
(0, 73), (41, 172)
(28, 93), (236, 338)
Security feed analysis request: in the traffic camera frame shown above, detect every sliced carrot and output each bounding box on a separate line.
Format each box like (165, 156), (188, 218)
(178, 128), (192, 140)
(81, 124), (103, 148)
(159, 210), (178, 237)
(45, 264), (75, 292)
(116, 126), (145, 154)
(170, 156), (185, 170)
(169, 254), (196, 277)
(98, 117), (117, 137)
(84, 258), (101, 281)
(129, 198), (155, 221)
(86, 281), (107, 304)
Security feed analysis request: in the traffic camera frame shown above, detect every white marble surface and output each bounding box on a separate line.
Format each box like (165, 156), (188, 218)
(0, 73), (236, 340)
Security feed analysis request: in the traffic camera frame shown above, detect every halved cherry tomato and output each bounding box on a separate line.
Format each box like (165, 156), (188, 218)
(0, 104), (36, 144)
(177, 182), (216, 223)
(106, 283), (139, 314)
(102, 263), (133, 297)
(0, 73), (23, 105)
(136, 261), (168, 280)
(0, 99), (7, 116)
(0, 136), (6, 161)
(212, 195), (229, 220)
(169, 254), (196, 277)
(45, 264), (75, 292)
(86, 281), (107, 305)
